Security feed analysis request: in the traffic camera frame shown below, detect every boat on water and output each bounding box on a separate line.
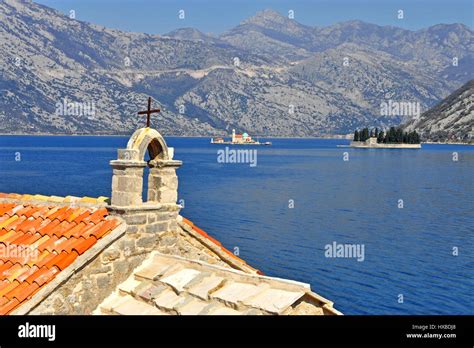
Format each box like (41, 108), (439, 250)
(211, 129), (272, 145)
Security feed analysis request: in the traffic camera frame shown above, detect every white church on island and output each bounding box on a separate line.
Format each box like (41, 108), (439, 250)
(211, 129), (271, 145)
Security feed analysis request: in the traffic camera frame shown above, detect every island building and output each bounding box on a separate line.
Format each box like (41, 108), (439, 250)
(211, 129), (271, 145)
(350, 136), (421, 149)
(0, 102), (340, 315)
(232, 129), (252, 144)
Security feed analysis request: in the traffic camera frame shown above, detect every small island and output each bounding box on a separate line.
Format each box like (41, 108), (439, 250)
(350, 127), (421, 149)
(211, 129), (271, 145)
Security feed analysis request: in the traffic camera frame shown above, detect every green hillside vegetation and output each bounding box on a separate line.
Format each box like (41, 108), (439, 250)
(354, 127), (420, 144)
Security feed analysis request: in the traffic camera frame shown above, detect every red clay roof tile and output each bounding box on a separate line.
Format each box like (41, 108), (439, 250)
(0, 298), (20, 315)
(46, 206), (69, 221)
(0, 205), (13, 214)
(71, 223), (97, 239)
(18, 217), (44, 233)
(43, 206), (60, 219)
(37, 219), (61, 236)
(4, 282), (29, 301)
(16, 266), (39, 283)
(0, 216), (17, 230)
(66, 208), (86, 223)
(182, 217), (194, 227)
(7, 282), (39, 303)
(47, 237), (65, 253)
(52, 237), (77, 254)
(83, 208), (108, 223)
(0, 296), (8, 307)
(32, 251), (57, 270)
(100, 220), (119, 237)
(15, 206), (33, 217)
(43, 252), (68, 270)
(31, 206), (50, 219)
(0, 216), (10, 226)
(8, 205), (25, 217)
(22, 207), (40, 219)
(20, 232), (42, 246)
(0, 231), (16, 243)
(11, 232), (31, 245)
(29, 235), (49, 251)
(37, 235), (58, 252)
(51, 221), (76, 238)
(14, 218), (33, 231)
(0, 194), (122, 314)
(63, 222), (87, 238)
(54, 208), (75, 222)
(87, 220), (118, 239)
(0, 262), (14, 275)
(72, 236), (97, 255)
(25, 267), (47, 285)
(193, 226), (222, 246)
(2, 264), (24, 282)
(29, 266), (60, 287)
(0, 280), (19, 298)
(3, 231), (24, 244)
(6, 216), (26, 230)
(0, 204), (15, 216)
(55, 251), (79, 270)
(0, 280), (11, 294)
(72, 210), (92, 224)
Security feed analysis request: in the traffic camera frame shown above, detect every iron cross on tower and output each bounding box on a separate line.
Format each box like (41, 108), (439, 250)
(138, 97), (160, 127)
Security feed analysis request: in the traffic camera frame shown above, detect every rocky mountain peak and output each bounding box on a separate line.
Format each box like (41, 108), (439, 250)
(164, 27), (216, 42)
(242, 9), (287, 25)
(240, 8), (306, 31)
(1, 2), (472, 138)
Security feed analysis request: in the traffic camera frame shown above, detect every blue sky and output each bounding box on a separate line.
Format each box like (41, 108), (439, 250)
(36, 0), (473, 35)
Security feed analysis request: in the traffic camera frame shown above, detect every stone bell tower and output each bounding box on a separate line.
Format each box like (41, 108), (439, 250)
(109, 126), (182, 244)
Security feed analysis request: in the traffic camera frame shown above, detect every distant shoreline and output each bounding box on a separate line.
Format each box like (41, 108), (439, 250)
(0, 133), (472, 145)
(422, 141), (473, 146)
(0, 133), (349, 140)
(350, 141), (421, 149)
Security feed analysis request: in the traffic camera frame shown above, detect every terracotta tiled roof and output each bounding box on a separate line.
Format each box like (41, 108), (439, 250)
(0, 194), (121, 315)
(181, 217), (263, 275)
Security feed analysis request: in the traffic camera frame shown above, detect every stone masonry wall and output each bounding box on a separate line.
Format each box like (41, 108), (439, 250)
(29, 205), (178, 314)
(29, 129), (230, 314)
(147, 166), (178, 204)
(110, 164), (145, 207)
(29, 206), (230, 314)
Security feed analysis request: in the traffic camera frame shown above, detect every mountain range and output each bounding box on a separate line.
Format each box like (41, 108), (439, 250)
(404, 79), (473, 142)
(0, 1), (473, 137)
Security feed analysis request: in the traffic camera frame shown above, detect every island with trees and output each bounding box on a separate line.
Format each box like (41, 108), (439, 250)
(350, 127), (421, 148)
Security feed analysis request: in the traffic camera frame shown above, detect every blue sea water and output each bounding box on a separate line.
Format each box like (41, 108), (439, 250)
(0, 135), (472, 315)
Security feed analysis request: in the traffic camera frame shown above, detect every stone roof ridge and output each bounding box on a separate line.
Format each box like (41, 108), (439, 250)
(0, 193), (109, 208)
(149, 251), (311, 289)
(94, 250), (342, 315)
(178, 216), (262, 275)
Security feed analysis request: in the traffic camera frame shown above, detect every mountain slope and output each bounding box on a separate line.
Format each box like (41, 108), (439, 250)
(220, 10), (474, 72)
(1, 1), (473, 136)
(0, 0), (260, 134)
(163, 28), (226, 46)
(404, 80), (474, 142)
